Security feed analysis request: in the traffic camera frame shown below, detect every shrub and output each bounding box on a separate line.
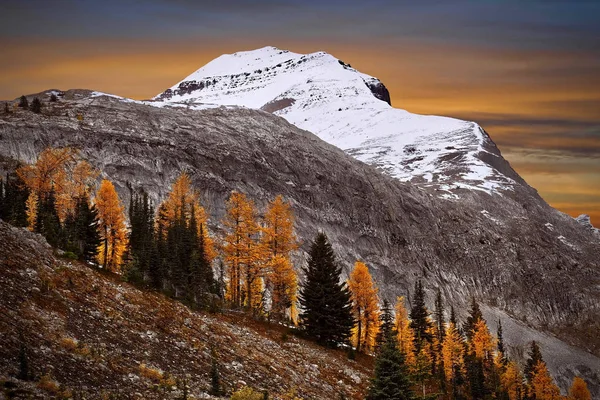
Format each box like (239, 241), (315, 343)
(37, 374), (60, 394)
(139, 363), (163, 382)
(231, 387), (265, 400)
(60, 337), (79, 352)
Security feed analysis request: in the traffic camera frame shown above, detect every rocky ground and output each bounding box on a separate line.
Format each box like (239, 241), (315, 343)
(0, 221), (372, 399)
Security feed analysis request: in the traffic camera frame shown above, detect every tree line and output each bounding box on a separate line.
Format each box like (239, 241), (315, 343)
(0, 147), (592, 400)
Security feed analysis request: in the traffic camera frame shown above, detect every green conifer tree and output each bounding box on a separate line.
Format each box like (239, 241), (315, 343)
(367, 335), (415, 400)
(30, 97), (42, 114)
(18, 95), (28, 109)
(375, 299), (395, 351)
(299, 232), (355, 347)
(524, 341), (543, 383)
(409, 280), (433, 353)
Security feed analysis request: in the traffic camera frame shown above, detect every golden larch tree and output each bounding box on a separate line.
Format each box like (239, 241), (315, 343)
(95, 179), (128, 272)
(25, 192), (38, 231)
(221, 192), (262, 309)
(269, 255), (298, 323)
(348, 261), (380, 353)
(501, 361), (525, 400)
(530, 360), (562, 400)
(395, 296), (416, 367)
(262, 195), (298, 257)
(262, 195), (299, 322)
(159, 172), (215, 261)
(569, 377), (591, 400)
(472, 319), (495, 360)
(17, 147), (97, 223)
(442, 322), (465, 385)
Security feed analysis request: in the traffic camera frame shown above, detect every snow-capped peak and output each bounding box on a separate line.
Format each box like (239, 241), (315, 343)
(155, 47), (520, 195)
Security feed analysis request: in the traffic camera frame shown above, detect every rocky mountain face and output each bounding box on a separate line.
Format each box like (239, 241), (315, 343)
(0, 92), (599, 395)
(0, 220), (372, 399)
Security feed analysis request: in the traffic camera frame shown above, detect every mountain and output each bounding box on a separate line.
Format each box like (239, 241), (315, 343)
(154, 46), (523, 195)
(1, 90), (599, 395)
(0, 220), (372, 399)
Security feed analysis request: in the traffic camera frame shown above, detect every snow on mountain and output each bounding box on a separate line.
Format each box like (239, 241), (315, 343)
(154, 46), (520, 195)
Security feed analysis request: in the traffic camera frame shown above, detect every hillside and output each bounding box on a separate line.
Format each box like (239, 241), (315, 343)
(0, 220), (372, 399)
(1, 91), (599, 396)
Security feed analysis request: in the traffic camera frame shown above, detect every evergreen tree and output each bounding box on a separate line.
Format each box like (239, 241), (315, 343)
(434, 289), (446, 343)
(30, 97), (42, 113)
(35, 187), (63, 247)
(409, 280), (433, 353)
(524, 341), (543, 383)
(464, 297), (483, 340)
(299, 232), (354, 347)
(127, 192), (155, 282)
(497, 319), (507, 365)
(17, 331), (30, 381)
(1, 171), (29, 226)
(0, 178), (4, 219)
(18, 95), (28, 108)
(3, 102), (9, 114)
(450, 306), (457, 326)
(209, 348), (222, 396)
(375, 299), (395, 350)
(50, 93), (58, 102)
(367, 336), (415, 400)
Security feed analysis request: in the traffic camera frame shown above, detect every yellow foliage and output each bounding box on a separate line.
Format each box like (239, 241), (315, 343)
(262, 195), (298, 257)
(395, 296), (416, 367)
(25, 192), (38, 231)
(472, 319), (495, 359)
(17, 147), (98, 223)
(502, 361), (525, 400)
(442, 322), (464, 383)
(569, 376), (591, 400)
(96, 179), (128, 272)
(348, 261), (380, 352)
(269, 255), (298, 323)
(222, 191), (262, 309)
(530, 360), (562, 400)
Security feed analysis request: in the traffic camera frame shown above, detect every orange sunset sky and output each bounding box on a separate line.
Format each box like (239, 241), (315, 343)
(1, 1), (599, 225)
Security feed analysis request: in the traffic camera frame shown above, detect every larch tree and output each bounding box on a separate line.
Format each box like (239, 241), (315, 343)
(262, 195), (299, 321)
(395, 296), (416, 368)
(442, 322), (465, 398)
(501, 361), (524, 400)
(472, 319), (495, 361)
(269, 254), (298, 323)
(348, 261), (380, 353)
(530, 361), (561, 400)
(299, 232), (354, 347)
(95, 179), (127, 272)
(221, 191), (262, 309)
(569, 377), (591, 400)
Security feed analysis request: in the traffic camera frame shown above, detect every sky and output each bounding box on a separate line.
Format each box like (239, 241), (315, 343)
(1, 0), (599, 225)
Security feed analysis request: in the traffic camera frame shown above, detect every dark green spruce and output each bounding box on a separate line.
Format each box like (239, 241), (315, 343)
(299, 232), (355, 347)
